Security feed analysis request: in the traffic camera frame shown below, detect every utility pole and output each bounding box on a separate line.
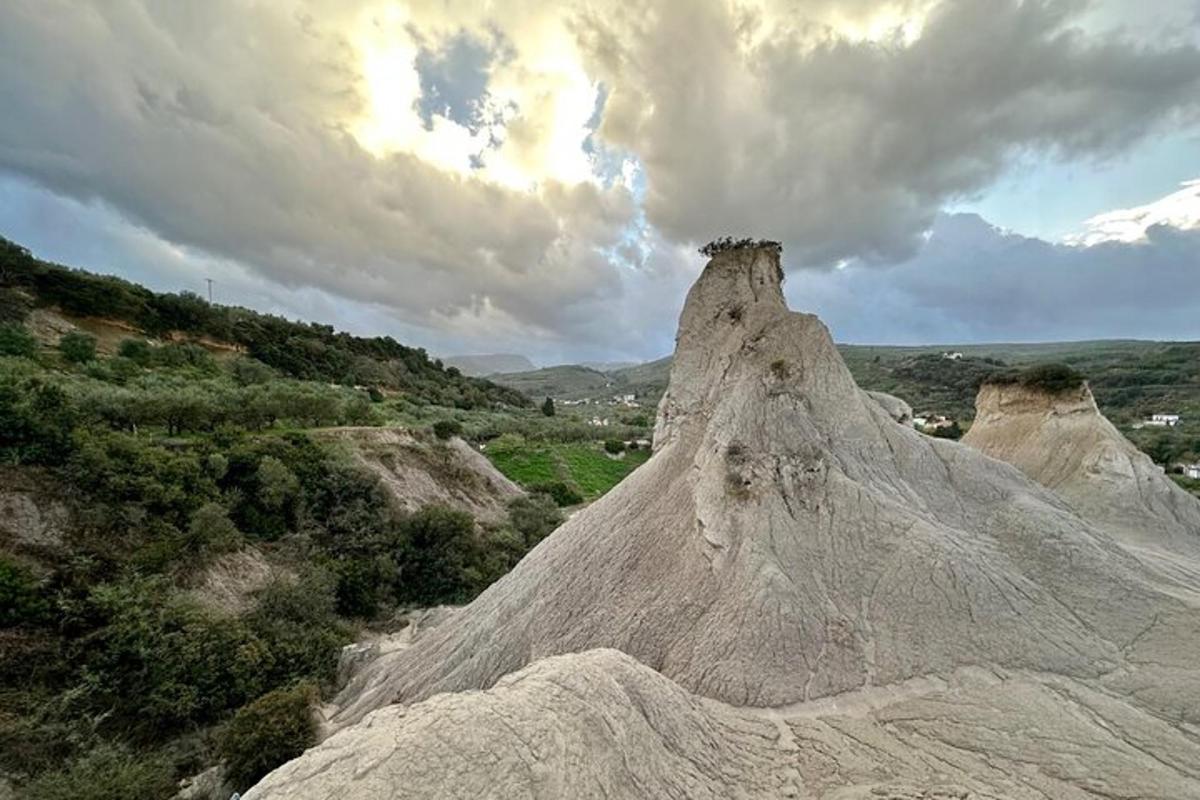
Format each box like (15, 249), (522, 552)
(205, 278), (214, 303)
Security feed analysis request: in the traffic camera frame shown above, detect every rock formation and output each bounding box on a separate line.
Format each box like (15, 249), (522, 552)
(246, 244), (1200, 799)
(964, 381), (1200, 588)
(314, 427), (524, 524)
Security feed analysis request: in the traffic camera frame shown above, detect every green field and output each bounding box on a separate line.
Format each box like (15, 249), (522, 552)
(484, 437), (651, 500)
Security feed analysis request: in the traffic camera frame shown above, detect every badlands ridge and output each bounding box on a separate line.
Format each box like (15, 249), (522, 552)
(246, 244), (1200, 799)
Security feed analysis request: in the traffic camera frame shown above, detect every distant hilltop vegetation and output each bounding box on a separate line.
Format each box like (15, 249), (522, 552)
(0, 237), (527, 409)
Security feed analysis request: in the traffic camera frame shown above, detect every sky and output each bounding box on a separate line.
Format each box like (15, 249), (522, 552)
(0, 0), (1198, 365)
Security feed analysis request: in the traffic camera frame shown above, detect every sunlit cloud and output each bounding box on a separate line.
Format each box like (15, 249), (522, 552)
(1067, 179), (1200, 246)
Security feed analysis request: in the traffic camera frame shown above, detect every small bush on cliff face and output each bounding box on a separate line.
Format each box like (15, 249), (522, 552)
(219, 683), (317, 790)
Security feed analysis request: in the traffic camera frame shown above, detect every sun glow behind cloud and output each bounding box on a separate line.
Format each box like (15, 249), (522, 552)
(350, 1), (934, 192)
(351, 3), (600, 191)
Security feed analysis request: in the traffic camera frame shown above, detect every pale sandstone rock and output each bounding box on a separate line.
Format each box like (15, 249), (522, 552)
(247, 245), (1200, 799)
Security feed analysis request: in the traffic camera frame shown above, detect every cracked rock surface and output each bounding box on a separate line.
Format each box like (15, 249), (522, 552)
(247, 246), (1200, 799)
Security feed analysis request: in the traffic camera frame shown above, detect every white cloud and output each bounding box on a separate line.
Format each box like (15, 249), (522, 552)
(1066, 179), (1200, 246)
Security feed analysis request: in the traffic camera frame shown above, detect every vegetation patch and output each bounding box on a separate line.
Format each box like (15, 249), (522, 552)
(219, 682), (318, 791)
(985, 363), (1086, 394)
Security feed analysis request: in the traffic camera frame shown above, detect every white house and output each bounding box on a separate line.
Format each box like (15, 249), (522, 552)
(1147, 414), (1181, 427)
(941, 351), (964, 361)
(1185, 464), (1200, 480)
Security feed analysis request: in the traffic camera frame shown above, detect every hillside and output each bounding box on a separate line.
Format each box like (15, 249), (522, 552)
(0, 238), (585, 799)
(440, 353), (535, 377)
(504, 339), (1200, 469)
(0, 237), (527, 409)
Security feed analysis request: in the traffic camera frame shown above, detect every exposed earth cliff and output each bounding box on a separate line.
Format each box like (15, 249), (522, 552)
(246, 245), (1200, 799)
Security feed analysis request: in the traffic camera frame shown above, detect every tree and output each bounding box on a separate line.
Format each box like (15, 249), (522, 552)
(541, 396), (556, 417)
(58, 331), (97, 363)
(257, 456), (300, 512)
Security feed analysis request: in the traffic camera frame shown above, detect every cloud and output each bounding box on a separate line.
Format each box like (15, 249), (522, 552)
(790, 210), (1200, 344)
(0, 0), (1198, 361)
(1066, 178), (1200, 245)
(578, 0), (1200, 266)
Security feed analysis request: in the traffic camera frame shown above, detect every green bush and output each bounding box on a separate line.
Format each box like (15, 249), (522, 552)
(219, 683), (317, 791)
(21, 744), (176, 800)
(58, 331), (97, 363)
(0, 323), (37, 357)
(247, 575), (352, 689)
(0, 557), (49, 627)
(74, 577), (272, 734)
(528, 480), (584, 507)
(505, 494), (563, 547)
(432, 419), (463, 440)
(541, 397), (555, 417)
(603, 439), (625, 454)
(116, 337), (153, 365)
(394, 505), (480, 604)
(186, 502), (243, 555)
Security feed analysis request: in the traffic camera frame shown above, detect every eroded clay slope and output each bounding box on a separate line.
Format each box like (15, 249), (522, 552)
(327, 246), (1197, 729)
(314, 427), (523, 524)
(963, 382), (1200, 585)
(247, 649), (1200, 800)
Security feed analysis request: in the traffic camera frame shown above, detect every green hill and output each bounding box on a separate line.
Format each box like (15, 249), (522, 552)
(0, 237), (527, 409)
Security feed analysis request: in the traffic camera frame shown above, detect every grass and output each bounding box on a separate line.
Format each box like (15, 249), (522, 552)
(485, 438), (651, 500)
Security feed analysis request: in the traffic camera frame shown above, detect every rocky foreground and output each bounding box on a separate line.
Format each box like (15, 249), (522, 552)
(246, 245), (1200, 799)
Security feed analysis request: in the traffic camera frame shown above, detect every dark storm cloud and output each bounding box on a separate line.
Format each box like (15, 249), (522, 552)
(793, 213), (1200, 344)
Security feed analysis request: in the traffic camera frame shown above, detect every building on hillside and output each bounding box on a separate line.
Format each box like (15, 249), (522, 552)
(1184, 464), (1200, 480)
(1146, 414), (1181, 427)
(941, 351), (964, 361)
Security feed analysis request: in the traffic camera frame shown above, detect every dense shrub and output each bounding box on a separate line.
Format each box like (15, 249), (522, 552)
(59, 331), (97, 363)
(219, 683), (318, 791)
(505, 494), (563, 547)
(0, 323), (37, 357)
(0, 557), (50, 627)
(528, 480), (584, 507)
(394, 506), (480, 604)
(432, 419), (463, 440)
(246, 575), (352, 689)
(541, 396), (555, 417)
(73, 577), (272, 734)
(186, 502), (243, 555)
(987, 363), (1085, 394)
(116, 337), (153, 364)
(603, 439), (625, 454)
